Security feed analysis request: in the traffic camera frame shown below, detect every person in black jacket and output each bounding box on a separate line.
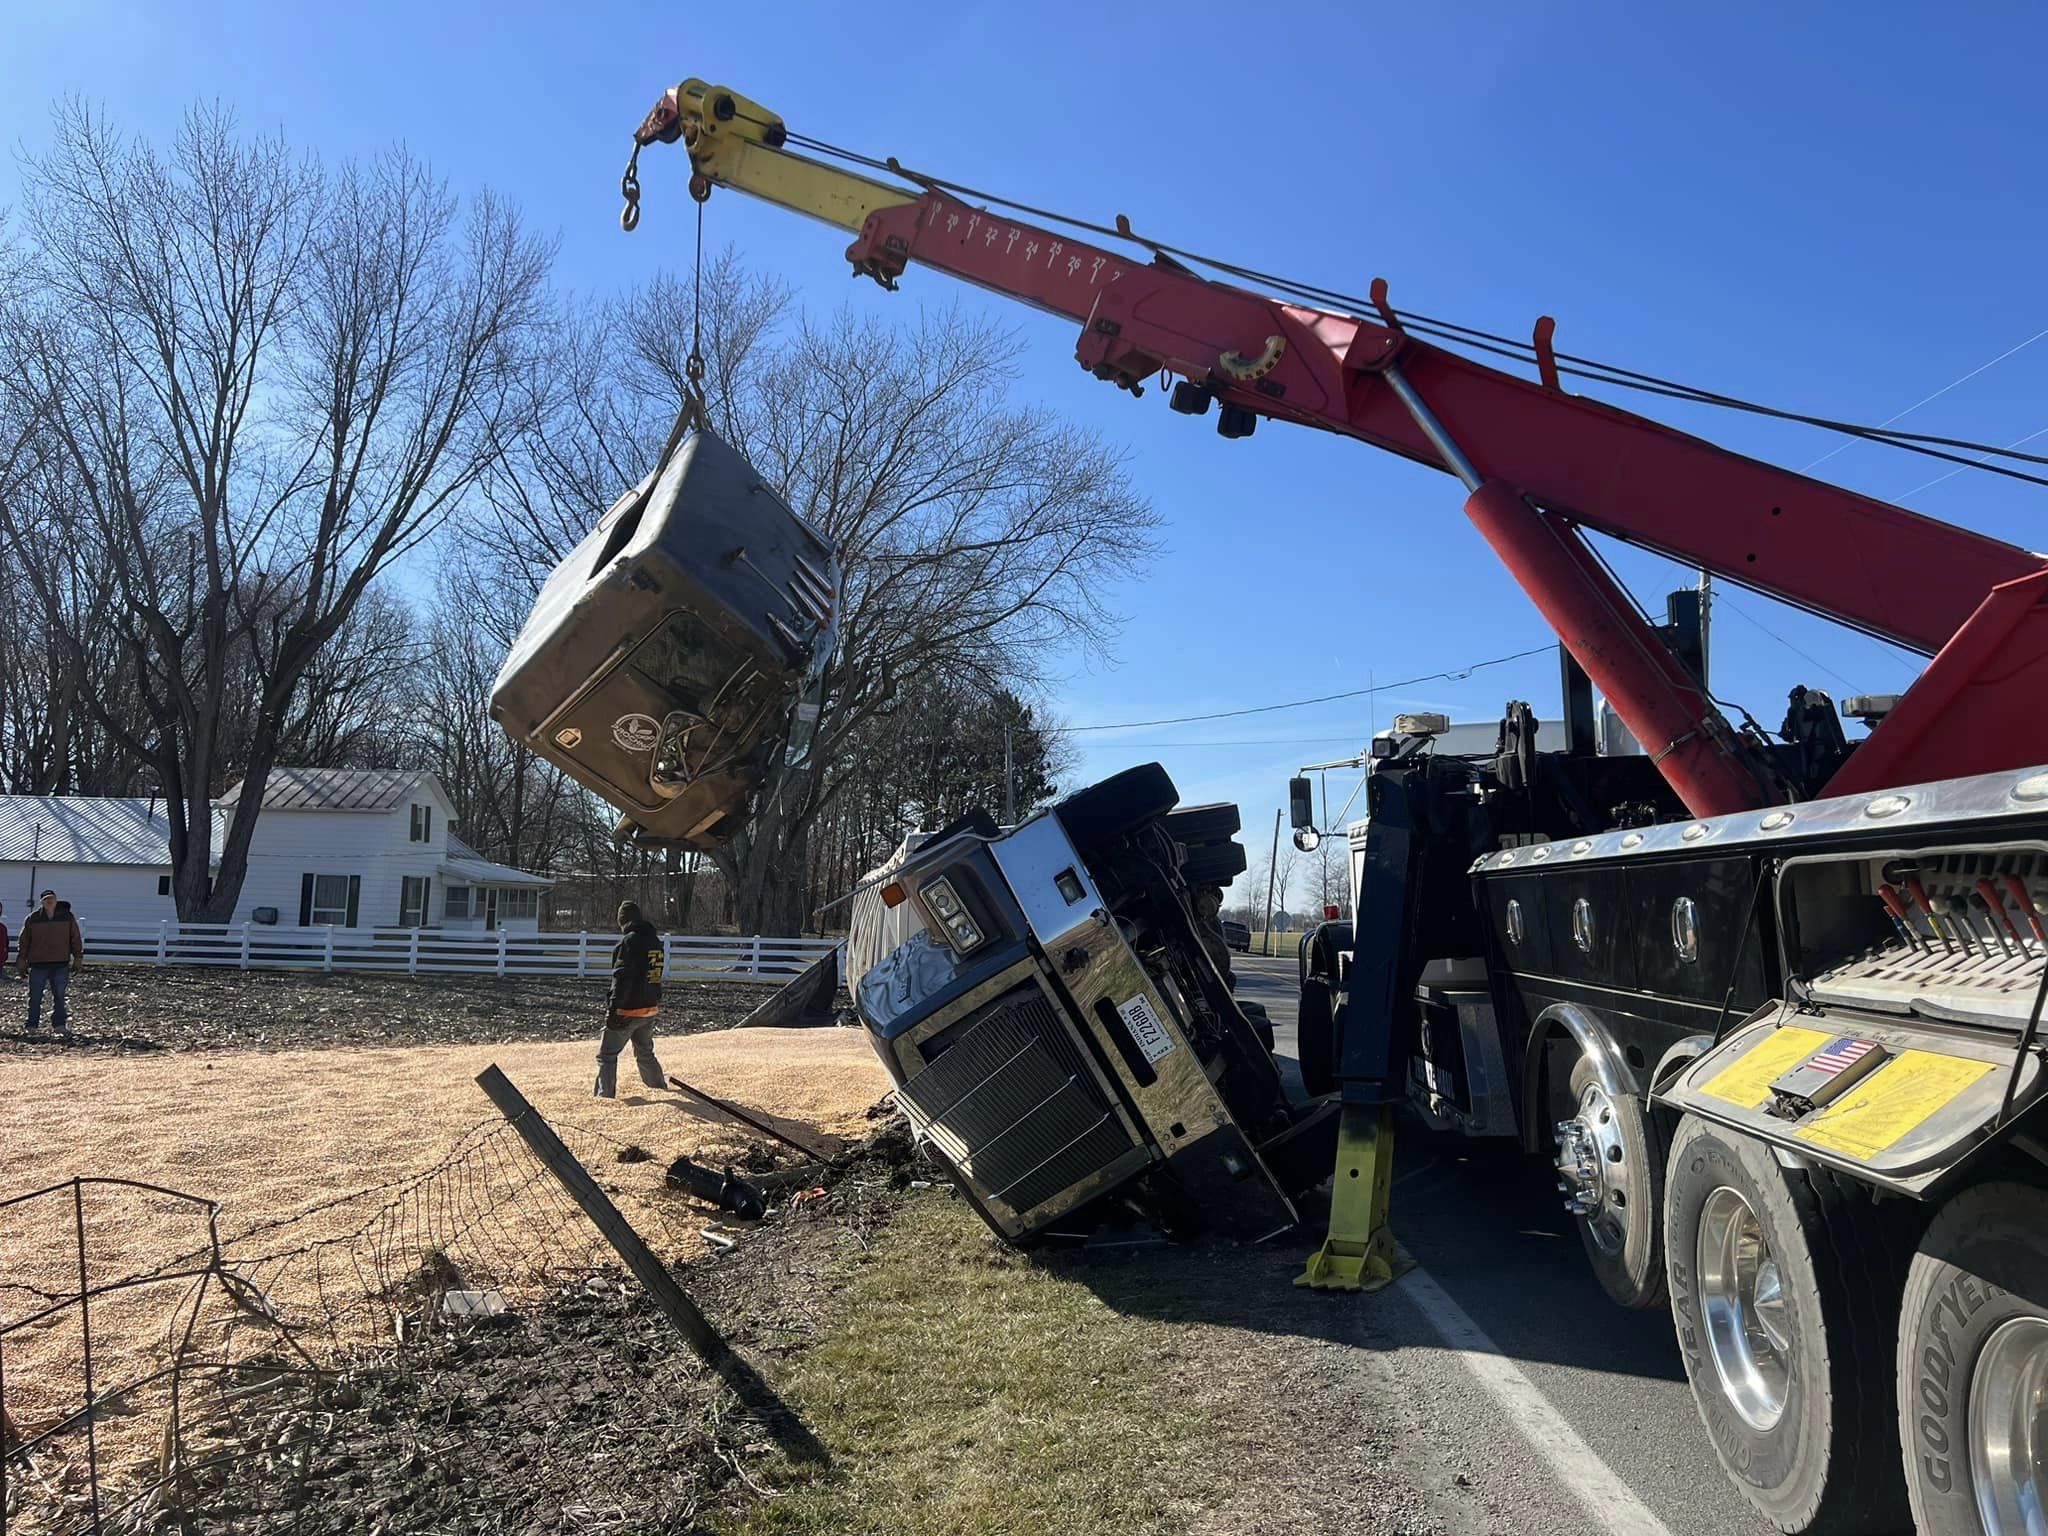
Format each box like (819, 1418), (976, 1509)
(594, 901), (668, 1098)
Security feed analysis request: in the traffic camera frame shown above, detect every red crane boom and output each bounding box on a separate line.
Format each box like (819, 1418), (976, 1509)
(633, 81), (2048, 813)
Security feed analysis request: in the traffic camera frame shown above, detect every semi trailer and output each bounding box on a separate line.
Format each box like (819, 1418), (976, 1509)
(489, 75), (2048, 1535)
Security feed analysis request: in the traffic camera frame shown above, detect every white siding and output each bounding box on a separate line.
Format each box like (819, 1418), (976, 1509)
(223, 782), (513, 931)
(2, 864), (176, 932)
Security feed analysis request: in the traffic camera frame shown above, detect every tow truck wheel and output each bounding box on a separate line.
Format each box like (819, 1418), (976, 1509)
(1558, 1055), (1666, 1309)
(1664, 1115), (1910, 1535)
(1896, 1180), (2048, 1536)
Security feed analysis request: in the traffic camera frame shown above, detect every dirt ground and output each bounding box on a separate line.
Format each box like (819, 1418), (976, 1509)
(0, 1021), (893, 1462)
(0, 965), (772, 1056)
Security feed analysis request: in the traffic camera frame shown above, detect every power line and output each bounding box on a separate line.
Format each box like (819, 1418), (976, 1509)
(1073, 735), (1368, 751)
(1801, 325), (2048, 473)
(1065, 644), (1556, 732)
(1894, 421), (2048, 503)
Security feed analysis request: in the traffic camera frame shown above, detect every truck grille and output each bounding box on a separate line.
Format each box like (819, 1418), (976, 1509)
(898, 988), (1136, 1220)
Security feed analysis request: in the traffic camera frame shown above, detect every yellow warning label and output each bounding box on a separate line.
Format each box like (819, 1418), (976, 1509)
(1795, 1051), (1995, 1162)
(1699, 1025), (1832, 1110)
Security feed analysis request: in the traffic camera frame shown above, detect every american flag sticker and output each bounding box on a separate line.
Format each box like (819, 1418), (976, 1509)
(1805, 1038), (1877, 1077)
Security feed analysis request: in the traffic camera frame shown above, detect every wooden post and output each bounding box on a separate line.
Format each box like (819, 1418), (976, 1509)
(409, 928), (421, 977)
(473, 1065), (830, 1465)
(239, 923), (251, 970)
(750, 934), (763, 979)
(496, 929), (508, 978)
(576, 931), (589, 976)
(474, 1065), (731, 1366)
(156, 921), (168, 964)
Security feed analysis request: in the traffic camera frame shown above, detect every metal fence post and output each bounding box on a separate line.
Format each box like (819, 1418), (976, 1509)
(497, 929), (508, 978)
(751, 934), (763, 979)
(409, 928), (420, 977)
(324, 926), (335, 973)
(73, 1178), (103, 1528)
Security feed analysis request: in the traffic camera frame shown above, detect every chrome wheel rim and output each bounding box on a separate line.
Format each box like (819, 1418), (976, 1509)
(1970, 1314), (2048, 1536)
(1562, 1081), (1632, 1254)
(1696, 1186), (1792, 1432)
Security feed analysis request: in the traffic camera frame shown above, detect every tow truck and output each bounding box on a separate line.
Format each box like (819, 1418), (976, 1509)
(504, 76), (2048, 1536)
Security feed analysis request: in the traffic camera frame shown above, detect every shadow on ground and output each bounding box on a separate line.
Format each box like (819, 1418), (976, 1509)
(1043, 1121), (1689, 1388)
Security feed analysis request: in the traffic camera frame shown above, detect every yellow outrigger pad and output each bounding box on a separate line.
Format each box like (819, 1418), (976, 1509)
(1297, 1102), (1397, 1292)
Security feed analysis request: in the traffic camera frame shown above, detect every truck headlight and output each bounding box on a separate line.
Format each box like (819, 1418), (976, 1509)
(921, 877), (984, 952)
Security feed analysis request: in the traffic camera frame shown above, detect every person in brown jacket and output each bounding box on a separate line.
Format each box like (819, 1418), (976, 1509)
(18, 889), (83, 1037)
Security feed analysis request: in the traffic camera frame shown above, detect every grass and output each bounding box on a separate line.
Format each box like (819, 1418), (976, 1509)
(722, 1196), (1198, 1536)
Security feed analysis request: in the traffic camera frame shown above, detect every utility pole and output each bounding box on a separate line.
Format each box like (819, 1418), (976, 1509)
(1262, 807), (1282, 958)
(1698, 570), (1713, 686)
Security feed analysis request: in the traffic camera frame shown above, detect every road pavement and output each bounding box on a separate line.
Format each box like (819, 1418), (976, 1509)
(1229, 951), (1778, 1536)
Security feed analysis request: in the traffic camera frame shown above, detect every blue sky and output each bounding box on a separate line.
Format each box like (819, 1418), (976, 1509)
(6, 2), (2046, 907)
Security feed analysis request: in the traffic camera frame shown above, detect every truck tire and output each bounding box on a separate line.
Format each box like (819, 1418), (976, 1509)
(1180, 839), (1247, 886)
(1238, 999), (1275, 1054)
(1664, 1115), (1911, 1534)
(1055, 763), (1177, 853)
(1896, 1180), (2048, 1535)
(1164, 801), (1241, 845)
(1562, 1054), (1667, 1310)
(1297, 977), (1337, 1097)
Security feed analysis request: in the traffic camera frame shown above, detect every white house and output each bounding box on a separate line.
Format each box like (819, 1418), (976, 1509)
(216, 768), (552, 933)
(0, 796), (213, 930)
(0, 768), (552, 934)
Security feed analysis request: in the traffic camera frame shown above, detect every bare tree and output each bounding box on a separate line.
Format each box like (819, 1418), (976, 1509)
(483, 253), (1158, 933)
(0, 103), (550, 918)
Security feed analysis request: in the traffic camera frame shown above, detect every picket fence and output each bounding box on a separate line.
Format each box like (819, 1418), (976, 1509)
(71, 921), (840, 984)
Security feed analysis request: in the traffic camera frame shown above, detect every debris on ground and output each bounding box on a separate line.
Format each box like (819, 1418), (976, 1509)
(146, 1117), (928, 1536)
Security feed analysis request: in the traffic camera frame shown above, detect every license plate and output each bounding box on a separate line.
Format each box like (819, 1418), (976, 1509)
(1117, 992), (1177, 1064)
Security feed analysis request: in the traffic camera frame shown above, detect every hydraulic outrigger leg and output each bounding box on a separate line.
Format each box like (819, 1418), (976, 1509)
(1298, 1102), (1398, 1290)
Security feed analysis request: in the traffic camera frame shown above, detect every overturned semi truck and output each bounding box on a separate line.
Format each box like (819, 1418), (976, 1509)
(841, 771), (1335, 1240)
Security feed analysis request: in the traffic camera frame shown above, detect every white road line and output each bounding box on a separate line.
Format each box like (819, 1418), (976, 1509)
(1395, 1254), (1677, 1536)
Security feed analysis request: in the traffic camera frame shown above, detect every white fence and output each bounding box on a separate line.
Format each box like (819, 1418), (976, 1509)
(73, 922), (840, 984)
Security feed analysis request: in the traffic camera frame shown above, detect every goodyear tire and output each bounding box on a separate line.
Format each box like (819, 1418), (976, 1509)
(1664, 1116), (1911, 1534)
(1297, 977), (1336, 1097)
(1564, 1054), (1667, 1310)
(1896, 1180), (2048, 1535)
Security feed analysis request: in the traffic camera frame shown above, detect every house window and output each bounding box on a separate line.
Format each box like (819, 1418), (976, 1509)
(158, 875), (171, 896)
(409, 804), (433, 843)
(399, 875), (431, 928)
(445, 886), (470, 919)
(501, 889), (539, 921)
(308, 874), (352, 926)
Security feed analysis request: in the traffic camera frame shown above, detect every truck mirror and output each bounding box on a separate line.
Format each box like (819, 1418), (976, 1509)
(1288, 776), (1314, 829)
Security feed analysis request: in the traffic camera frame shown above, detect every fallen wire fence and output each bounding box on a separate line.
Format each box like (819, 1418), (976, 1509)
(0, 1101), (801, 1535)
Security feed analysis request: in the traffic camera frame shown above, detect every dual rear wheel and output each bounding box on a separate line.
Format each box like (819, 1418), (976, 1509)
(1663, 1116), (2048, 1535)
